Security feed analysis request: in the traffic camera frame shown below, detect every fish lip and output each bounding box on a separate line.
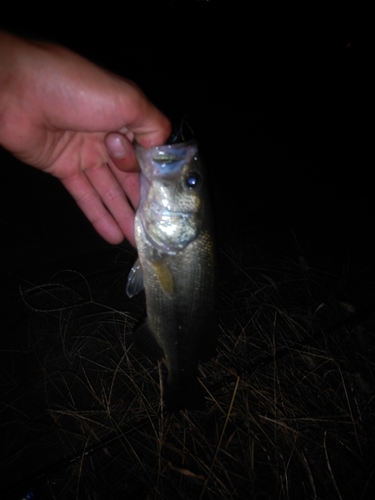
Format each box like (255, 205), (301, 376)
(135, 140), (199, 179)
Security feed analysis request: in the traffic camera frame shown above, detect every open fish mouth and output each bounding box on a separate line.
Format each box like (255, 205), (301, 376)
(136, 141), (198, 179)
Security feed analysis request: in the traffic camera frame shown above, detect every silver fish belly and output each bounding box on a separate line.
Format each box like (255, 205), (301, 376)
(126, 140), (216, 411)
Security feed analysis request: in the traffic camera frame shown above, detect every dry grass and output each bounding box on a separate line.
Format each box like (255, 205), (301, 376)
(1, 242), (374, 499)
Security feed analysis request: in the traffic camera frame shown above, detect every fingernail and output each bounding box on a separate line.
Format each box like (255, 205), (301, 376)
(105, 134), (127, 159)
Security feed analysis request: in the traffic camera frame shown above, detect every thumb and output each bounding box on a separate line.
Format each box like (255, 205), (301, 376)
(105, 133), (138, 172)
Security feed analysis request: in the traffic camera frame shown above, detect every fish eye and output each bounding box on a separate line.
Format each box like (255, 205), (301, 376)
(185, 171), (201, 190)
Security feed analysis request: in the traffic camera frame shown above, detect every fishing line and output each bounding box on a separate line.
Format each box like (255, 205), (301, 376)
(167, 116), (195, 144)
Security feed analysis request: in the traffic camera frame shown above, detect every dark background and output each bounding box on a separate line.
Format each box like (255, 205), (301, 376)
(0, 1), (371, 289)
(0, 3), (372, 496)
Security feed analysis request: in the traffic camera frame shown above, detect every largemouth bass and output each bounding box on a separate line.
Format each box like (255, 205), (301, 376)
(126, 139), (216, 412)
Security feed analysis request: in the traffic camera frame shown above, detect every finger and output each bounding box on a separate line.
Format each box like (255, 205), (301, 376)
(107, 162), (140, 212)
(105, 133), (138, 172)
(115, 89), (171, 148)
(132, 110), (172, 148)
(61, 171), (136, 246)
(83, 163), (137, 245)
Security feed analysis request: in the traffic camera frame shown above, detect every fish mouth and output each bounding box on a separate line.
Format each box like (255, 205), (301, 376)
(136, 140), (198, 178)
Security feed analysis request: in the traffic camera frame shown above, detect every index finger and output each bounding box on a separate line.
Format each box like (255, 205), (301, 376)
(115, 81), (172, 148)
(129, 105), (172, 149)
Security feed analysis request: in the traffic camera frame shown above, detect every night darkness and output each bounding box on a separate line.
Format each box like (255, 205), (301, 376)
(1, 3), (373, 499)
(0, 4), (370, 274)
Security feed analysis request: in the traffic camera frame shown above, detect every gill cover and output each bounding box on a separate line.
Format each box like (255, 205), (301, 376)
(135, 141), (204, 254)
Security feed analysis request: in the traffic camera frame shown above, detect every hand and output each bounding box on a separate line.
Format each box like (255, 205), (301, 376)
(0, 31), (171, 246)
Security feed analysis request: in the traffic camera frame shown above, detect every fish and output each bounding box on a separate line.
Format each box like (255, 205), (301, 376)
(126, 139), (217, 412)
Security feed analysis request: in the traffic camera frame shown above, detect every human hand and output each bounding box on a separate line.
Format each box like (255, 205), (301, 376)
(0, 31), (171, 246)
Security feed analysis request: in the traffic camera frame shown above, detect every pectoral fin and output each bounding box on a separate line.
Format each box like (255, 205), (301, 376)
(152, 258), (175, 297)
(133, 319), (165, 361)
(126, 258), (144, 298)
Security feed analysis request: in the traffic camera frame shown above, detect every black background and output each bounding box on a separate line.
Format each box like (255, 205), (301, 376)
(0, 4), (372, 496)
